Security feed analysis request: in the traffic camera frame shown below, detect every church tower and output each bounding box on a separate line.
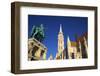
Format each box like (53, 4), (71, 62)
(58, 24), (64, 58)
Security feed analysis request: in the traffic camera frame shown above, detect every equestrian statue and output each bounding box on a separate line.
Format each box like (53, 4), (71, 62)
(30, 24), (45, 42)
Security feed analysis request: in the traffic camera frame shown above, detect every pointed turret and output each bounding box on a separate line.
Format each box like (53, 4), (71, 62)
(67, 36), (70, 43)
(59, 24), (63, 33)
(67, 36), (71, 47)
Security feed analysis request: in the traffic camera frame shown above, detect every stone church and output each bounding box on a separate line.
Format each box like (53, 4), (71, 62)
(55, 24), (88, 59)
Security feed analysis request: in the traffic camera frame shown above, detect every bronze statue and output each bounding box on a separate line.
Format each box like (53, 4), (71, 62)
(30, 24), (45, 42)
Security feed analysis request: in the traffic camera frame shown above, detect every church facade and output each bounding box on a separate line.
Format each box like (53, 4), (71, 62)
(55, 24), (88, 59)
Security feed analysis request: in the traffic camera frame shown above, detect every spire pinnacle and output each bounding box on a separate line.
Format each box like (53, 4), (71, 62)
(59, 24), (62, 33)
(67, 36), (70, 43)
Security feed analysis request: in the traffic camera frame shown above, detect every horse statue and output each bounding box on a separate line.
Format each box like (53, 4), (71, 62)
(30, 24), (45, 42)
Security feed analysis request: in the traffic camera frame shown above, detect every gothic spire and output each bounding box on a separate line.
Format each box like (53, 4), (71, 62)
(67, 36), (70, 43)
(59, 24), (62, 33)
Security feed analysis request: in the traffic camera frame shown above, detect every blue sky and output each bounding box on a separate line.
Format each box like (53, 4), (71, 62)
(28, 15), (88, 59)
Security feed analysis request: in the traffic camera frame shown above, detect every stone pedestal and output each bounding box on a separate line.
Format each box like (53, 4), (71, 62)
(28, 38), (47, 61)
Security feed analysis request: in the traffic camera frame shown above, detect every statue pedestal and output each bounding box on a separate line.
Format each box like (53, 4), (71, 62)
(28, 38), (47, 61)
